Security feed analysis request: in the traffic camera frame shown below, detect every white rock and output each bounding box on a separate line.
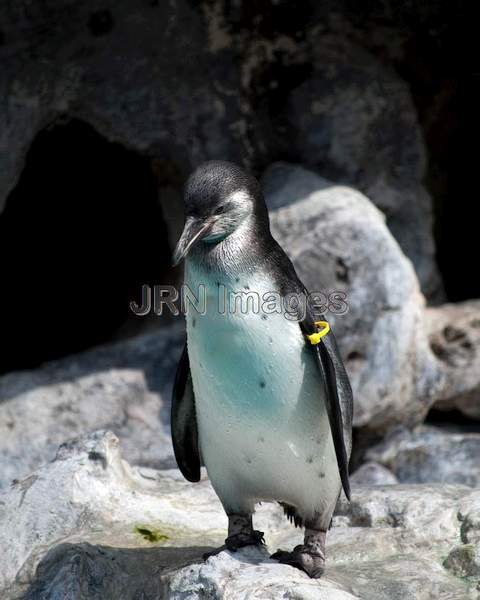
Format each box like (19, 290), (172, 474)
(366, 425), (480, 487)
(426, 300), (480, 420)
(350, 462), (398, 486)
(0, 325), (183, 489)
(264, 163), (440, 432)
(168, 547), (359, 599)
(1, 431), (478, 599)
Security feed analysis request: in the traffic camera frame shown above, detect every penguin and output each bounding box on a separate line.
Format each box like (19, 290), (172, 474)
(171, 161), (353, 578)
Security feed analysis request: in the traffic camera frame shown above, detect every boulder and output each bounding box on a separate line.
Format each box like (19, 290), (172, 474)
(0, 429), (227, 597)
(426, 300), (480, 420)
(0, 324), (183, 489)
(1, 431), (478, 599)
(350, 462), (398, 487)
(265, 163), (440, 432)
(366, 425), (480, 487)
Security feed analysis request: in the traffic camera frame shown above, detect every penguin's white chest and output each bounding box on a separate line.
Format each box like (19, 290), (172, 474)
(185, 268), (340, 518)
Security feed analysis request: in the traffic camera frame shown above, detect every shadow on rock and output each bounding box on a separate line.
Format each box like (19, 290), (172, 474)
(22, 542), (212, 600)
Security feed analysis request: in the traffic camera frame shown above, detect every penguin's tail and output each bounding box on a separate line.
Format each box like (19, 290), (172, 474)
(279, 502), (304, 528)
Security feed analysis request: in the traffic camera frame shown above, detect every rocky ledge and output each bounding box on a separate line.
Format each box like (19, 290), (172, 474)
(1, 431), (478, 599)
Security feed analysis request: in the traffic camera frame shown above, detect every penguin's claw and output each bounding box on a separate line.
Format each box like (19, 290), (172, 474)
(270, 545), (325, 579)
(203, 530), (265, 560)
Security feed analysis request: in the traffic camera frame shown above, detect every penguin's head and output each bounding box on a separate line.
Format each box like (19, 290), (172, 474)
(173, 161), (265, 265)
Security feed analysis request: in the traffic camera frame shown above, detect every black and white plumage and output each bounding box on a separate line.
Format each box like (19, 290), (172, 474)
(171, 161), (353, 578)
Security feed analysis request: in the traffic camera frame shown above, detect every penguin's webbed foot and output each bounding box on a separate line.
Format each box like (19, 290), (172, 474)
(270, 545), (325, 579)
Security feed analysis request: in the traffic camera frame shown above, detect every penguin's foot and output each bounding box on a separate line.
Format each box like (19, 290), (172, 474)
(202, 530), (265, 559)
(203, 512), (264, 559)
(226, 528), (265, 551)
(270, 544), (325, 578)
(271, 526), (327, 578)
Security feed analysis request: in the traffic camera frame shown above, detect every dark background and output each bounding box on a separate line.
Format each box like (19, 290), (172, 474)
(0, 0), (476, 375)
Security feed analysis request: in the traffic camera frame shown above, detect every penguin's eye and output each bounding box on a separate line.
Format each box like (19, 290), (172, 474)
(213, 204), (226, 215)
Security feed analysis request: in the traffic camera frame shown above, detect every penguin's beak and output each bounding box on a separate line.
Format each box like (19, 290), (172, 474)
(172, 216), (214, 266)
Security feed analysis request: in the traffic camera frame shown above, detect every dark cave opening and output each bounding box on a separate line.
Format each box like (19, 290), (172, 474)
(378, 11), (479, 303)
(0, 118), (173, 375)
(427, 80), (479, 303)
(426, 407), (480, 433)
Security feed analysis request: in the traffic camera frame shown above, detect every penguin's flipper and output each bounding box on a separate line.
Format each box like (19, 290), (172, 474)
(171, 342), (201, 482)
(300, 316), (353, 501)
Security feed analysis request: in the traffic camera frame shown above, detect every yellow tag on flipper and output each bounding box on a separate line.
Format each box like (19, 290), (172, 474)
(306, 320), (330, 345)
